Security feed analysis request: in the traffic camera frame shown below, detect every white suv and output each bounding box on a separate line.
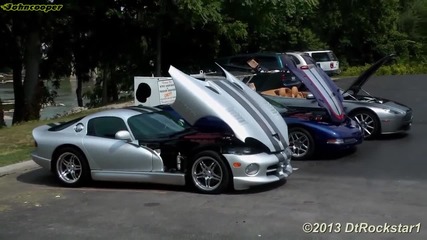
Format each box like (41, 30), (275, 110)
(286, 52), (318, 70)
(304, 50), (340, 75)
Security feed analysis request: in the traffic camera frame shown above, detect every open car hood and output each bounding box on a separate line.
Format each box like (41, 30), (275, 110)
(344, 54), (396, 95)
(283, 55), (345, 123)
(169, 66), (289, 153)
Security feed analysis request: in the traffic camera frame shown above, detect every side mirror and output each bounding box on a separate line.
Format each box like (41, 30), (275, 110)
(306, 93), (315, 99)
(115, 130), (132, 142)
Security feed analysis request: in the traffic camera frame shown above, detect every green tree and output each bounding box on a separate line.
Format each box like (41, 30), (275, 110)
(217, 0), (320, 53)
(398, 0), (427, 59)
(312, 0), (407, 65)
(0, 11), (41, 124)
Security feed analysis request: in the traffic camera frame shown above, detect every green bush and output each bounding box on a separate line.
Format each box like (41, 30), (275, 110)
(341, 62), (427, 76)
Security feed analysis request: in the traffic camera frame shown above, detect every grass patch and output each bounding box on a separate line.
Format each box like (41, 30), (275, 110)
(0, 148), (33, 167)
(341, 62), (427, 77)
(0, 108), (102, 167)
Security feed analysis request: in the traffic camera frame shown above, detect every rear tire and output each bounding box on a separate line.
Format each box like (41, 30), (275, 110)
(188, 150), (230, 194)
(288, 127), (315, 160)
(53, 147), (90, 187)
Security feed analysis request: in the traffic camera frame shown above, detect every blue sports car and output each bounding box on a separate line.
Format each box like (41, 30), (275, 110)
(158, 102), (363, 160)
(267, 98), (363, 160)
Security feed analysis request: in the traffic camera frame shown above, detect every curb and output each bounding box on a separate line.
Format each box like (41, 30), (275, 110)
(0, 160), (39, 177)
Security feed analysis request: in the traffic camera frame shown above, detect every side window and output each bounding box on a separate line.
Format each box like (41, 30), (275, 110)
(253, 56), (280, 70)
(289, 55), (301, 65)
(229, 56), (251, 67)
(312, 53), (331, 62)
(302, 55), (317, 65)
(87, 116), (128, 139)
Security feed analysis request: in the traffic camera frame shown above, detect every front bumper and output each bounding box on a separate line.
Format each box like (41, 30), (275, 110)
(222, 151), (292, 191)
(380, 109), (413, 134)
(325, 69), (341, 76)
(31, 152), (51, 171)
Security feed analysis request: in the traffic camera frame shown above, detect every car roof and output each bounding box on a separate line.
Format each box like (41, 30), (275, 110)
(304, 50), (333, 53)
(218, 52), (285, 59)
(84, 106), (163, 120)
(286, 51), (305, 55)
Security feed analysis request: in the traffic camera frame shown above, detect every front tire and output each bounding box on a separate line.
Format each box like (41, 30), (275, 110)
(349, 110), (380, 139)
(288, 127), (315, 160)
(53, 147), (90, 187)
(189, 150), (230, 194)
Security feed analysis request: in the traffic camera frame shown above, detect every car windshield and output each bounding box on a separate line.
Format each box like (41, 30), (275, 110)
(127, 111), (191, 140)
(262, 96), (288, 113)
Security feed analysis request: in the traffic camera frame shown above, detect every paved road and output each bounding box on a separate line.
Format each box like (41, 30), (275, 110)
(1, 75), (426, 240)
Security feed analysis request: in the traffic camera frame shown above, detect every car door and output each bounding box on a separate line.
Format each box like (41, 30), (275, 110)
(82, 116), (154, 172)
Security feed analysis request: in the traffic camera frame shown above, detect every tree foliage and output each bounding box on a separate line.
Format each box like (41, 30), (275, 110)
(0, 0), (426, 124)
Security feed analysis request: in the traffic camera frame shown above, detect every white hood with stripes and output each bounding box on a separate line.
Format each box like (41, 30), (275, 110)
(169, 66), (289, 153)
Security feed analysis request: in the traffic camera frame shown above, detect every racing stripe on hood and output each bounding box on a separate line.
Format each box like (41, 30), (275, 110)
(217, 64), (289, 147)
(276, 152), (286, 163)
(214, 80), (284, 152)
(169, 65), (285, 152)
(282, 55), (344, 123)
(219, 79), (288, 149)
(305, 67), (344, 118)
(218, 80), (288, 149)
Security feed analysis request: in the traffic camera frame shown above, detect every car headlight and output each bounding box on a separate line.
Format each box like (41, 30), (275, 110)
(326, 139), (345, 144)
(224, 147), (262, 155)
(245, 163), (260, 176)
(382, 108), (401, 114)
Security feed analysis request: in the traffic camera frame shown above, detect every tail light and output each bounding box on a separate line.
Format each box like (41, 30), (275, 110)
(281, 73), (286, 82)
(330, 62), (334, 69)
(300, 65), (309, 70)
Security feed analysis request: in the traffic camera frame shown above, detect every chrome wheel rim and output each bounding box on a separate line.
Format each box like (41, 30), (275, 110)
(353, 113), (375, 137)
(192, 156), (223, 191)
(289, 131), (310, 157)
(56, 152), (82, 184)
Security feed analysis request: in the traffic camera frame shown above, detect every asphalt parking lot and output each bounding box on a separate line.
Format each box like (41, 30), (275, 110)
(1, 75), (426, 240)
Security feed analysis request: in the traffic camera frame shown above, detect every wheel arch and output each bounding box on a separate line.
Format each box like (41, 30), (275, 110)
(288, 124), (316, 139)
(51, 144), (87, 172)
(287, 124), (317, 160)
(185, 144), (227, 171)
(186, 146), (234, 191)
(348, 107), (382, 133)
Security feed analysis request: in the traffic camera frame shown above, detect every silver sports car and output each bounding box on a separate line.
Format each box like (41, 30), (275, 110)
(247, 54), (413, 139)
(31, 66), (293, 194)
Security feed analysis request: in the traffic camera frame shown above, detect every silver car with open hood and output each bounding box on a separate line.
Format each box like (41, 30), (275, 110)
(251, 54), (412, 139)
(31, 66), (292, 194)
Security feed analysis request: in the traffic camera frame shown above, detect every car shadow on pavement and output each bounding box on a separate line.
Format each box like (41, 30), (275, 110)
(375, 132), (409, 141)
(16, 168), (188, 193)
(292, 147), (358, 162)
(16, 168), (60, 187)
(16, 168), (285, 195)
(226, 179), (288, 195)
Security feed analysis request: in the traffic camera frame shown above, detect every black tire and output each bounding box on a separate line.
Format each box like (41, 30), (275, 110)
(288, 127), (315, 160)
(187, 150), (231, 194)
(349, 110), (380, 139)
(53, 146), (91, 187)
